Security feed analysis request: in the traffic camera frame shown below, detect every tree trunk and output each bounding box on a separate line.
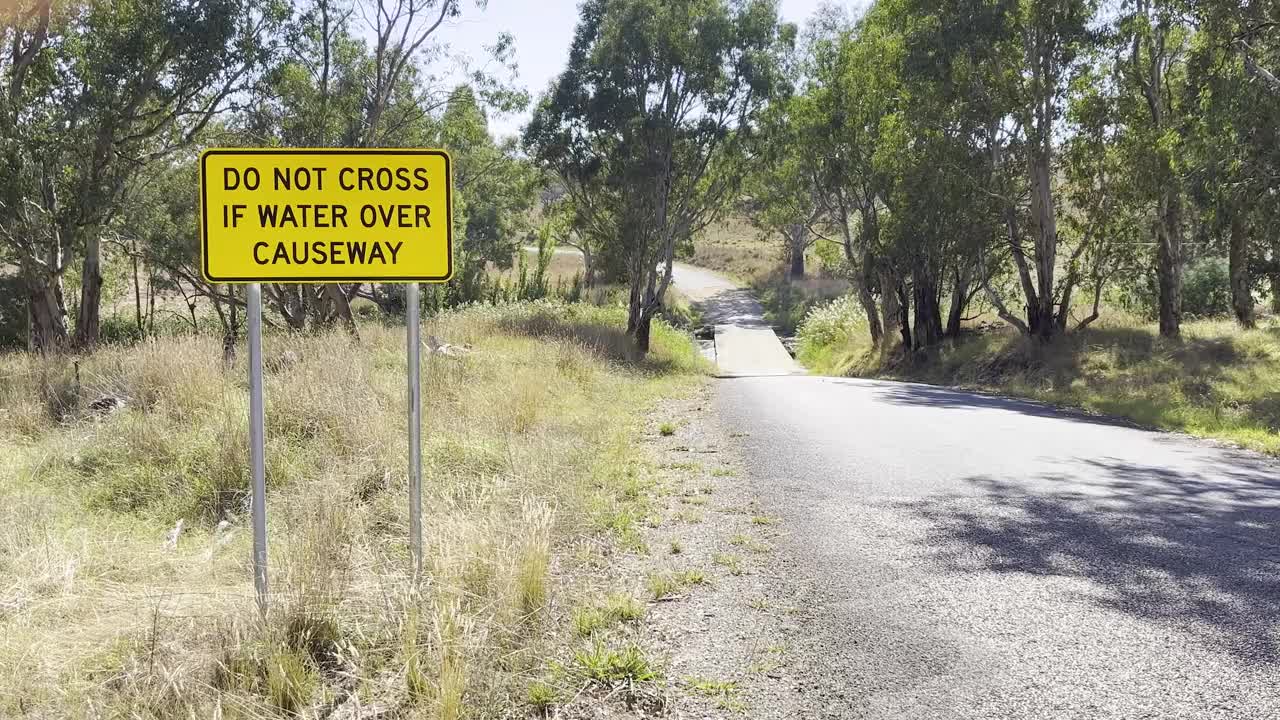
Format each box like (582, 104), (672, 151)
(222, 291), (239, 368)
(1156, 191), (1183, 338)
(878, 270), (899, 350)
(911, 270), (943, 350)
(852, 209), (881, 346)
(880, 271), (901, 348)
(326, 284), (360, 339)
(897, 283), (912, 350)
(1026, 151), (1058, 342)
(790, 245), (806, 279)
(1271, 270), (1280, 314)
(74, 232), (103, 348)
(787, 225), (807, 279)
(581, 246), (595, 287)
(27, 274), (69, 354)
(945, 265), (971, 338)
(857, 281), (882, 347)
(132, 247), (145, 337)
(633, 309), (653, 356)
(1228, 213), (1254, 328)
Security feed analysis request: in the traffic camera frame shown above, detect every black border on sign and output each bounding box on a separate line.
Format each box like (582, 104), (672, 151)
(199, 148), (454, 284)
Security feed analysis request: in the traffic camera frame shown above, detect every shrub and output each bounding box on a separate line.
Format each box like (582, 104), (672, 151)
(1182, 256), (1233, 319)
(796, 294), (866, 361)
(0, 273), (27, 351)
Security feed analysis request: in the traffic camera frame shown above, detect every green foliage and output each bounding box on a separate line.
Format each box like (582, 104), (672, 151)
(573, 641), (660, 685)
(0, 273), (26, 350)
(526, 0), (792, 351)
(572, 593), (645, 637)
(645, 568), (708, 599)
(797, 295), (866, 365)
(1183, 257), (1234, 318)
(527, 679), (562, 710)
(442, 85), (541, 274)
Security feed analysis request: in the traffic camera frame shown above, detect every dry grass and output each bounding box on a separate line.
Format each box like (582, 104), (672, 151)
(0, 301), (704, 717)
(798, 301), (1280, 455)
(689, 217), (778, 285)
(487, 248), (586, 287)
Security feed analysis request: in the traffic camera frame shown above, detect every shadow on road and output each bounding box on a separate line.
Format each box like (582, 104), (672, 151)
(903, 458), (1280, 665)
(689, 287), (768, 327)
(866, 380), (1143, 430)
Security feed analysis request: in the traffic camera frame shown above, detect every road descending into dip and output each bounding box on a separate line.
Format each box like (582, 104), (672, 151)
(673, 263), (1280, 719)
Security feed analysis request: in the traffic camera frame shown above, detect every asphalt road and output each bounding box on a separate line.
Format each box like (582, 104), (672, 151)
(676, 267), (1280, 719)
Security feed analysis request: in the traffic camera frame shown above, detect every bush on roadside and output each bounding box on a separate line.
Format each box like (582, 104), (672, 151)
(1182, 256), (1233, 319)
(796, 294), (870, 368)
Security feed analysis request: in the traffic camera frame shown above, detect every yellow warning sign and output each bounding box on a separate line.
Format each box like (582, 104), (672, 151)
(200, 149), (452, 283)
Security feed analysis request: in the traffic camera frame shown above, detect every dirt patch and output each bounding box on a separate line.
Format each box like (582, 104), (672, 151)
(627, 382), (808, 718)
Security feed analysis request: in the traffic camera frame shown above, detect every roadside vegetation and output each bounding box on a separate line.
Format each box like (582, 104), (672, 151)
(0, 302), (703, 716)
(798, 297), (1280, 455)
(679, 0), (1280, 455)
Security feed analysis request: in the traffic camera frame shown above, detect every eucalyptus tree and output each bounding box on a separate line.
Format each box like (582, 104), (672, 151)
(744, 92), (824, 281)
(526, 0), (790, 353)
(791, 11), (903, 346)
(1185, 0), (1280, 326)
(0, 0), (280, 352)
(439, 84), (539, 299)
(1062, 57), (1148, 329)
(845, 0), (1098, 345)
(1112, 0), (1195, 337)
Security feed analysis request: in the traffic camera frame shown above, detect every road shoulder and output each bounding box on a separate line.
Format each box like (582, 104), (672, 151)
(632, 381), (807, 718)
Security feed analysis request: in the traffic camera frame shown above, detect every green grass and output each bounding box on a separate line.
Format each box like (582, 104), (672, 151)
(685, 675), (745, 711)
(573, 641), (660, 684)
(729, 533), (770, 553)
(0, 300), (703, 716)
(646, 569), (710, 600)
(572, 593), (646, 637)
(659, 422), (677, 436)
(798, 302), (1280, 455)
(527, 679), (563, 710)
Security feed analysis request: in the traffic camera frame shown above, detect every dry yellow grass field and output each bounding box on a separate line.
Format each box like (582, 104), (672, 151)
(688, 217), (779, 285)
(0, 302), (704, 718)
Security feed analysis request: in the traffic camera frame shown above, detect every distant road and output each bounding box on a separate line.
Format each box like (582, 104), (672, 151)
(670, 263), (799, 377)
(672, 263), (1280, 719)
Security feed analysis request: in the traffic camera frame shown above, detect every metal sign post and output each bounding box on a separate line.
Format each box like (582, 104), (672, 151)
(199, 148), (452, 612)
(406, 282), (423, 577)
(247, 282), (268, 614)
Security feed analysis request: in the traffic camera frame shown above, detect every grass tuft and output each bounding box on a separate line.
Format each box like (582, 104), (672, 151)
(646, 569), (709, 600)
(712, 552), (744, 576)
(573, 641), (660, 684)
(527, 679), (562, 711)
(573, 592), (646, 637)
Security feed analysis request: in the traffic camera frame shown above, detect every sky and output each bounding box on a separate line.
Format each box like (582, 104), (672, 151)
(434, 0), (863, 139)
